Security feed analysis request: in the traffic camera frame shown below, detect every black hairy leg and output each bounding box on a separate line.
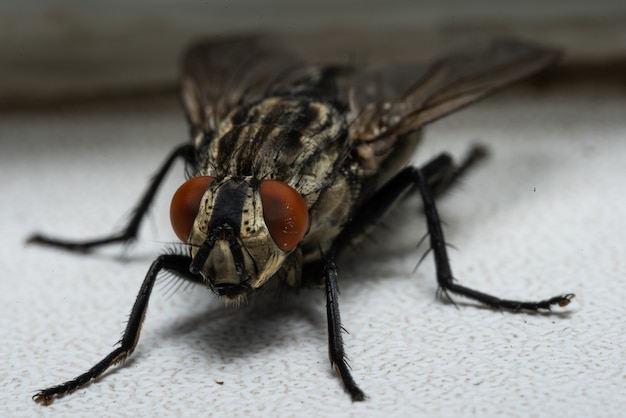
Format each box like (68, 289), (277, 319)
(323, 257), (366, 401)
(33, 254), (201, 405)
(339, 148), (573, 311)
(314, 147), (573, 402)
(28, 143), (195, 252)
(317, 146), (492, 401)
(411, 165), (574, 310)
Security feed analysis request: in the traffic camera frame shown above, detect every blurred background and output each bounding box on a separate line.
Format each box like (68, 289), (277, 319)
(2, 0), (625, 107)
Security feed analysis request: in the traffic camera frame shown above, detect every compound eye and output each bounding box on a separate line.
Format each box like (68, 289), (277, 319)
(260, 180), (308, 252)
(170, 176), (214, 242)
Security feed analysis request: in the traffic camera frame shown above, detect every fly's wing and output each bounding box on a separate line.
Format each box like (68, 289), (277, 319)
(181, 36), (309, 135)
(340, 38), (560, 142)
(181, 37), (559, 144)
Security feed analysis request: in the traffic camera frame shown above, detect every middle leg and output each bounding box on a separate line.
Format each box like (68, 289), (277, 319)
(334, 149), (573, 310)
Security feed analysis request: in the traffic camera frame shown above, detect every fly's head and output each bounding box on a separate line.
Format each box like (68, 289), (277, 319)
(170, 176), (309, 301)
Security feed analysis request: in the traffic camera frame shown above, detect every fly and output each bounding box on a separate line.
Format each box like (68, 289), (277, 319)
(30, 36), (574, 404)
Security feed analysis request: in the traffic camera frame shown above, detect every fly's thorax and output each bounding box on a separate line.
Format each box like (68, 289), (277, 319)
(196, 97), (347, 194)
(171, 176), (309, 301)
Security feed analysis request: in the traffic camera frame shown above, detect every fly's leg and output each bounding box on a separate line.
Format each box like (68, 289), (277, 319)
(28, 143), (196, 252)
(337, 151), (573, 310)
(315, 149), (490, 401)
(319, 149), (571, 402)
(323, 257), (366, 401)
(425, 145), (489, 199)
(33, 254), (200, 405)
(412, 165), (574, 310)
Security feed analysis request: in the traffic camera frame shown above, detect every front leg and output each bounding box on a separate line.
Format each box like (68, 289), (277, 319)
(323, 257), (366, 401)
(33, 254), (200, 405)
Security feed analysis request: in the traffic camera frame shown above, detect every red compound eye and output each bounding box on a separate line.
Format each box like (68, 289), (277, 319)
(260, 180), (309, 252)
(170, 176), (214, 242)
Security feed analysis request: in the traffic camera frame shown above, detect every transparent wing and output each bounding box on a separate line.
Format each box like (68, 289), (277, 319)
(181, 36), (308, 134)
(339, 38), (560, 142)
(181, 37), (559, 143)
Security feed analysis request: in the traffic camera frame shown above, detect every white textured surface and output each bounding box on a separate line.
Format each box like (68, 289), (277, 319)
(1, 86), (625, 417)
